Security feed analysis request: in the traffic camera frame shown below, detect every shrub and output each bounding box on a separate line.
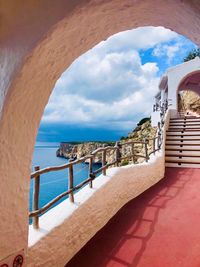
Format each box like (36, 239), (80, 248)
(121, 160), (129, 166)
(137, 117), (150, 126)
(184, 48), (200, 62)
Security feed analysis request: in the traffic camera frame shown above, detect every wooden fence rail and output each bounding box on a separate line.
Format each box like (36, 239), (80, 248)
(30, 130), (163, 229)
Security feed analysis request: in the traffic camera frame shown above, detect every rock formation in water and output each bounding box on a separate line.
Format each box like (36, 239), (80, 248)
(57, 142), (114, 163)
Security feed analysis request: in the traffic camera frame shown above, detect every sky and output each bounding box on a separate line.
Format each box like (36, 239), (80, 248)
(37, 26), (196, 143)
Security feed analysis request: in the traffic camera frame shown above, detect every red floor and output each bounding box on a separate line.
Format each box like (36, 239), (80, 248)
(66, 168), (200, 267)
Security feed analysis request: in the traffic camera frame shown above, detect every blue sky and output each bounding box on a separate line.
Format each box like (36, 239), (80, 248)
(37, 26), (196, 142)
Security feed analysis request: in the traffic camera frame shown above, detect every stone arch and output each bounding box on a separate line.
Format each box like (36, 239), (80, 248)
(177, 70), (200, 113)
(165, 57), (200, 110)
(1, 0), (200, 263)
(178, 70), (200, 95)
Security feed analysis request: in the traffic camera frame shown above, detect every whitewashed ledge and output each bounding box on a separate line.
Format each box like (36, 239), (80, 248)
(27, 148), (166, 267)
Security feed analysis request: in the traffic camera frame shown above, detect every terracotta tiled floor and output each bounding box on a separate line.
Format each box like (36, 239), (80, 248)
(66, 168), (200, 267)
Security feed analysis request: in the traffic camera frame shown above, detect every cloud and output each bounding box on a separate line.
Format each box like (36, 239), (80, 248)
(152, 43), (182, 64)
(152, 34), (197, 65)
(95, 26), (178, 53)
(53, 50), (155, 104)
(43, 51), (160, 129)
(41, 26), (194, 133)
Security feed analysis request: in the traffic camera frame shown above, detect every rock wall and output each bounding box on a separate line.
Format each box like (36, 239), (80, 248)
(181, 91), (200, 115)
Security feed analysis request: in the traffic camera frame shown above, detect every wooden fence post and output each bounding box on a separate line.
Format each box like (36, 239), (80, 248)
(153, 138), (156, 155)
(144, 138), (149, 162)
(68, 164), (74, 203)
(102, 145), (106, 175)
(131, 143), (135, 163)
(157, 122), (162, 149)
(115, 141), (120, 166)
(33, 166), (40, 229)
(88, 156), (93, 188)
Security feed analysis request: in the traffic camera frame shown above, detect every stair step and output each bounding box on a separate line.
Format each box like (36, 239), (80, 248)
(165, 151), (200, 156)
(166, 136), (200, 140)
(166, 142), (200, 146)
(170, 117), (200, 122)
(166, 132), (200, 136)
(167, 131), (200, 135)
(165, 162), (200, 168)
(170, 119), (199, 123)
(165, 147), (200, 151)
(170, 120), (200, 123)
(169, 125), (200, 129)
(167, 133), (200, 136)
(165, 156), (200, 164)
(170, 116), (199, 120)
(165, 145), (200, 151)
(168, 128), (200, 132)
(165, 115), (200, 168)
(166, 145), (200, 150)
(169, 123), (200, 128)
(166, 154), (200, 158)
(166, 138), (200, 142)
(165, 157), (200, 164)
(169, 124), (200, 127)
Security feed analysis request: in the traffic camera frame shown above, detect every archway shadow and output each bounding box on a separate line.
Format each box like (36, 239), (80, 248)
(66, 167), (197, 267)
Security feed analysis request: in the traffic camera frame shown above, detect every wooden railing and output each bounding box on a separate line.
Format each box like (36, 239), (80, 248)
(29, 134), (163, 229)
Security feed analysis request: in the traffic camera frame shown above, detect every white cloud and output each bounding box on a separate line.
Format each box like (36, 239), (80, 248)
(96, 26), (178, 52)
(41, 26), (192, 131)
(152, 42), (182, 64)
(43, 49), (159, 130)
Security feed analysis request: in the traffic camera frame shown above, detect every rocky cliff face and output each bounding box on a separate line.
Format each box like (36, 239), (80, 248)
(56, 118), (157, 165)
(57, 142), (114, 163)
(181, 91), (200, 115)
(119, 120), (157, 165)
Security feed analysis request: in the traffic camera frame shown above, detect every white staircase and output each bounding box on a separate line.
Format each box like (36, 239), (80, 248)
(165, 115), (200, 168)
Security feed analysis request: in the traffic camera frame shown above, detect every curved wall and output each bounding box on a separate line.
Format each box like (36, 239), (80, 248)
(27, 152), (165, 266)
(27, 112), (170, 266)
(1, 0), (200, 262)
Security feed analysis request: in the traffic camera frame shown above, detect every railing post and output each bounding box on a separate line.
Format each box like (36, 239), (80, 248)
(102, 145), (106, 175)
(153, 138), (156, 155)
(115, 141), (120, 166)
(33, 166), (40, 229)
(88, 156), (93, 188)
(157, 122), (162, 149)
(131, 143), (135, 163)
(144, 138), (149, 162)
(68, 164), (74, 203)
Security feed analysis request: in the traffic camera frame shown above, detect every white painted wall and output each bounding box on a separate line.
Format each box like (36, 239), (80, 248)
(167, 57), (200, 109)
(151, 111), (160, 127)
(153, 57), (200, 113)
(1, 1), (200, 265)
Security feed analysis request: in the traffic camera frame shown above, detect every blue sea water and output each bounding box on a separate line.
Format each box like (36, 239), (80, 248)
(30, 142), (100, 217)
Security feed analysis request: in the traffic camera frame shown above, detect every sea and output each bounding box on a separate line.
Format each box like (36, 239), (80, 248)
(30, 142), (101, 218)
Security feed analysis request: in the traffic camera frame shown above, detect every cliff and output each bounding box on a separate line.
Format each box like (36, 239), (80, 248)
(56, 118), (157, 165)
(57, 142), (114, 163)
(118, 119), (157, 165)
(180, 91), (200, 115)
